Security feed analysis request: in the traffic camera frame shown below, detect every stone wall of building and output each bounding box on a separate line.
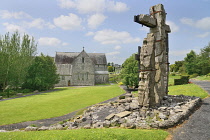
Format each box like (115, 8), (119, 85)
(71, 51), (95, 86)
(55, 64), (72, 86)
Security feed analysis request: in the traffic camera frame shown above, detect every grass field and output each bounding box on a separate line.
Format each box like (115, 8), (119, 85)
(193, 76), (210, 81)
(0, 129), (169, 140)
(168, 83), (208, 99)
(0, 85), (124, 125)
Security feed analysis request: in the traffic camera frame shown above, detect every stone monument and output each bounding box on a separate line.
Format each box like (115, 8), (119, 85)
(134, 4), (171, 107)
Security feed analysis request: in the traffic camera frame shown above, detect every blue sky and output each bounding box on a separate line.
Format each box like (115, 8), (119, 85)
(0, 0), (210, 64)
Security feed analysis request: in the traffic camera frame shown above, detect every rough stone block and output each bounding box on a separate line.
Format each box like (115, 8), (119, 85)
(116, 111), (132, 118)
(105, 113), (115, 120)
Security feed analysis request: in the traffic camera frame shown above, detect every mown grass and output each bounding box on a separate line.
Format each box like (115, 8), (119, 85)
(0, 84), (124, 125)
(168, 83), (208, 99)
(0, 129), (169, 140)
(194, 76), (210, 81)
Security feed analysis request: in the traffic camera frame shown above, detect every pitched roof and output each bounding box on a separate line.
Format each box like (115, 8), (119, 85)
(55, 51), (107, 65)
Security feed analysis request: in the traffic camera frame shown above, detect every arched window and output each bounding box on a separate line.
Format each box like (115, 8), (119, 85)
(82, 57), (84, 63)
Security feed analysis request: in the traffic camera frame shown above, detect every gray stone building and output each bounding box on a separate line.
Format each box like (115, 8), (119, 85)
(55, 49), (109, 86)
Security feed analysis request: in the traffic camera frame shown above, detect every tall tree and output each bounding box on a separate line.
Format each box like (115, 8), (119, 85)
(120, 54), (139, 88)
(197, 44), (210, 75)
(23, 54), (59, 91)
(184, 50), (199, 75)
(0, 32), (37, 90)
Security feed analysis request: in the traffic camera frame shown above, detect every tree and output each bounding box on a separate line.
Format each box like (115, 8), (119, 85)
(108, 66), (114, 72)
(184, 50), (199, 75)
(23, 54), (59, 91)
(174, 61), (184, 72)
(0, 32), (37, 90)
(120, 54), (139, 88)
(197, 44), (210, 75)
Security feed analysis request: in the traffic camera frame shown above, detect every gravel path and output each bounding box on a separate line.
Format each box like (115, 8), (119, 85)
(172, 80), (210, 140)
(0, 86), (127, 130)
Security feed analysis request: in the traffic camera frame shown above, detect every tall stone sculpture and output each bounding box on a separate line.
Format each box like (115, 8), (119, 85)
(134, 4), (171, 107)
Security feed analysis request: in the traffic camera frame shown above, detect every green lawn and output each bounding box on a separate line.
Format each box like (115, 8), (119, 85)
(168, 83), (208, 99)
(0, 129), (168, 140)
(193, 76), (210, 81)
(0, 85), (124, 125)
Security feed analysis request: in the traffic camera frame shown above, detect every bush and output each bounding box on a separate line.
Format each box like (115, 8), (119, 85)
(190, 73), (198, 78)
(21, 89), (32, 93)
(118, 82), (123, 85)
(207, 73), (210, 76)
(119, 95), (125, 99)
(170, 73), (176, 76)
(174, 75), (190, 85)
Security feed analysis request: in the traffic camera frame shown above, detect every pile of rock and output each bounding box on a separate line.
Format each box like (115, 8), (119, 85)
(64, 93), (201, 129)
(0, 93), (202, 132)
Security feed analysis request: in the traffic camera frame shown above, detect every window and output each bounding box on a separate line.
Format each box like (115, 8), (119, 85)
(87, 72), (89, 80)
(82, 57), (84, 63)
(62, 76), (65, 80)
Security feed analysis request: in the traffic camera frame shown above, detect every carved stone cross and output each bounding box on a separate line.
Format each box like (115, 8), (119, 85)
(134, 4), (171, 107)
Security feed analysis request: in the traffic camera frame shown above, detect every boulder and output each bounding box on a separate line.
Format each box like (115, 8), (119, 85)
(25, 126), (38, 131)
(16, 93), (23, 96)
(38, 126), (49, 131)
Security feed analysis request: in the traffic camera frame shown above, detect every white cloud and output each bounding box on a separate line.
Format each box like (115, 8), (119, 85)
(38, 37), (68, 47)
(57, 0), (128, 14)
(85, 31), (94, 36)
(195, 17), (210, 30)
(3, 22), (26, 33)
(24, 18), (55, 29)
(107, 1), (129, 13)
(106, 51), (120, 56)
(166, 20), (179, 33)
(87, 13), (106, 29)
(62, 42), (69, 46)
(180, 17), (194, 26)
(114, 45), (122, 50)
(181, 17), (210, 30)
(0, 10), (32, 19)
(196, 32), (210, 38)
(91, 29), (140, 44)
(54, 13), (82, 30)
(58, 0), (76, 9)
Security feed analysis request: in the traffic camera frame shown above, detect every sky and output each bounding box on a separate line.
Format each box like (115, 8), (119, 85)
(0, 0), (210, 65)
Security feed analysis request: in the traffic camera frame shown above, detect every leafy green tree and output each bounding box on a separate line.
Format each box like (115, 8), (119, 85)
(197, 44), (210, 75)
(120, 54), (139, 88)
(169, 64), (175, 72)
(174, 61), (184, 72)
(23, 54), (59, 91)
(184, 50), (199, 75)
(0, 32), (37, 91)
(108, 66), (114, 72)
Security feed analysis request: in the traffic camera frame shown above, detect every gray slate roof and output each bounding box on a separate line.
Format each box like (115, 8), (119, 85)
(55, 51), (107, 65)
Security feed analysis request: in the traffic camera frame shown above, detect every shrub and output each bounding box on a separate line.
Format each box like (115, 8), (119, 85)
(207, 73), (210, 76)
(119, 95), (125, 99)
(174, 75), (190, 85)
(118, 82), (123, 85)
(170, 73), (176, 76)
(190, 73), (198, 78)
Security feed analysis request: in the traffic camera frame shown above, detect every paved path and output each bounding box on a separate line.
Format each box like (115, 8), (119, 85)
(172, 80), (210, 140)
(0, 86), (127, 130)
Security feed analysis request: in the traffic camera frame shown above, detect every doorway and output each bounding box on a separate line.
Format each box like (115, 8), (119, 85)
(68, 80), (71, 86)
